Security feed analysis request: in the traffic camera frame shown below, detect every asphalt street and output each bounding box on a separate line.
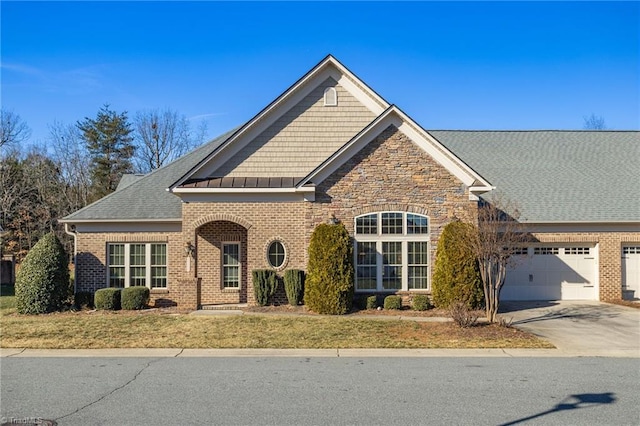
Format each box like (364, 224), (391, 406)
(2, 356), (639, 426)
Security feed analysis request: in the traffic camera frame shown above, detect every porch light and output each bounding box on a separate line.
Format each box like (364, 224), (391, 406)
(184, 241), (195, 258)
(328, 214), (339, 225)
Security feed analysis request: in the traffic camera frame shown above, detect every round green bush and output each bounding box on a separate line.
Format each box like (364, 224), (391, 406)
(94, 288), (122, 310)
(304, 222), (354, 315)
(411, 294), (431, 311)
(432, 221), (484, 309)
(15, 232), (70, 314)
(383, 295), (402, 310)
(121, 286), (150, 310)
(366, 295), (378, 310)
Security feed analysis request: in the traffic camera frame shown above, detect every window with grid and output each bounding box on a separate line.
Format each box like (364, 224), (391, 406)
(354, 212), (430, 292)
(222, 243), (240, 289)
(355, 241), (377, 290)
(107, 243), (168, 289)
(129, 244), (146, 287)
(382, 242), (402, 290)
(150, 244), (167, 288)
(108, 244), (125, 288)
(408, 241), (428, 289)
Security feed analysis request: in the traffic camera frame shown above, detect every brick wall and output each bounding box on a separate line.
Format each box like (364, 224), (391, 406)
(182, 204), (308, 306)
(74, 231), (183, 307)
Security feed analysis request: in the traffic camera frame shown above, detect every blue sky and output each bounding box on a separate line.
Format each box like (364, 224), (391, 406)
(2, 1), (638, 145)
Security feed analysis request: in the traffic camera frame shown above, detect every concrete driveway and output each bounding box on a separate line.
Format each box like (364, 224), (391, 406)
(500, 301), (640, 357)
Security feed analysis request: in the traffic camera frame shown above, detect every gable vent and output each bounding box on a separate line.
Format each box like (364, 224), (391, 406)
(324, 87), (337, 106)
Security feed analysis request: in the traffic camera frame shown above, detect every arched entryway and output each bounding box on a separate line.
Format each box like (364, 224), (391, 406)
(194, 220), (249, 305)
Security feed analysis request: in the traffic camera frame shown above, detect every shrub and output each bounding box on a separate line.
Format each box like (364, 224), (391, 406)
(15, 232), (70, 314)
(304, 222), (354, 315)
(252, 269), (278, 306)
(366, 295), (378, 310)
(384, 295), (402, 310)
(449, 301), (479, 328)
(94, 288), (122, 310)
(412, 294), (431, 311)
(121, 286), (150, 310)
(432, 221), (484, 309)
(283, 269), (305, 306)
(74, 291), (94, 309)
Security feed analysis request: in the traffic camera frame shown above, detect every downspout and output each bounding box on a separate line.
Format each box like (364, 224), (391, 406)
(64, 223), (78, 294)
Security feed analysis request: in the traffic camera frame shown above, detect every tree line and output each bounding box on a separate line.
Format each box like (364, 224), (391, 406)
(0, 105), (208, 261)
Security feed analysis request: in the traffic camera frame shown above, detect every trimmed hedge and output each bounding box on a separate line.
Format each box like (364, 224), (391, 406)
(121, 286), (150, 310)
(304, 223), (354, 315)
(74, 291), (94, 309)
(95, 288), (122, 310)
(284, 269), (305, 306)
(15, 232), (70, 314)
(253, 269), (278, 306)
(366, 295), (378, 310)
(411, 294), (431, 311)
(383, 295), (402, 310)
(432, 221), (484, 309)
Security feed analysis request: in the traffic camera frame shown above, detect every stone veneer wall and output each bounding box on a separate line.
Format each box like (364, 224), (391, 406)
(307, 125), (478, 283)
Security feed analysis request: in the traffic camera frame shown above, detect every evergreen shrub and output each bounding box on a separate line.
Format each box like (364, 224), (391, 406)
(252, 269), (278, 306)
(121, 286), (150, 310)
(94, 288), (122, 310)
(283, 269), (305, 306)
(411, 294), (431, 311)
(383, 295), (402, 310)
(74, 291), (94, 309)
(366, 295), (378, 310)
(432, 221), (484, 309)
(304, 222), (354, 315)
(15, 232), (70, 314)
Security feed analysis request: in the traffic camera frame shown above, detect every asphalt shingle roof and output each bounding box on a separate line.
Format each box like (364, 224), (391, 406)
(63, 129), (236, 221)
(431, 130), (640, 223)
(63, 129), (640, 224)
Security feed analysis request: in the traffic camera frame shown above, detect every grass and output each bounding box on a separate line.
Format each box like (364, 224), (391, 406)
(0, 284), (16, 315)
(0, 307), (552, 350)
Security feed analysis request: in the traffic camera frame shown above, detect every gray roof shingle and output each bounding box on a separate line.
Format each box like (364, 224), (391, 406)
(62, 129), (236, 221)
(431, 130), (640, 223)
(63, 128), (640, 224)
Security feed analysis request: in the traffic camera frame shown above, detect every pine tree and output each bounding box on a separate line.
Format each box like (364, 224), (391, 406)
(77, 104), (134, 201)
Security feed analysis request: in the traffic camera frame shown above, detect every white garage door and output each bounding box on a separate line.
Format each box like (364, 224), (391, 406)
(502, 246), (597, 301)
(622, 246), (640, 300)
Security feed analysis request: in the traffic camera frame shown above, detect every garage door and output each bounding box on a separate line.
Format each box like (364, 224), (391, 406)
(502, 246), (597, 301)
(622, 246), (640, 300)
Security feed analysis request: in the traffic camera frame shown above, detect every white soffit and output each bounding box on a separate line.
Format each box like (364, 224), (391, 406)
(170, 56), (390, 189)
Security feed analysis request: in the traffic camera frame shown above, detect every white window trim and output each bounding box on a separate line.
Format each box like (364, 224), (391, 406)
(323, 87), (337, 106)
(221, 241), (242, 290)
(106, 243), (168, 289)
(354, 212), (430, 292)
(266, 239), (288, 271)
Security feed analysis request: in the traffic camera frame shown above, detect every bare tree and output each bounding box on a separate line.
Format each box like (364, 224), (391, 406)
(469, 196), (531, 323)
(133, 109), (200, 173)
(583, 114), (607, 130)
(0, 109), (31, 149)
(49, 121), (92, 212)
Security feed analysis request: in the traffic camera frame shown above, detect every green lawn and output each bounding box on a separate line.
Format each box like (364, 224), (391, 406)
(0, 289), (553, 350)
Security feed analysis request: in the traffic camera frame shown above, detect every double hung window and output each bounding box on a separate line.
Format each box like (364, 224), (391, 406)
(107, 243), (167, 289)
